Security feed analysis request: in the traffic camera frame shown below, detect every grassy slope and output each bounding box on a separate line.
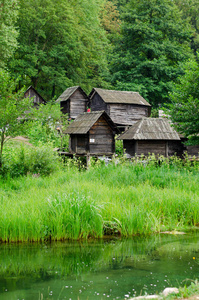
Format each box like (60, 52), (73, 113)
(0, 160), (199, 242)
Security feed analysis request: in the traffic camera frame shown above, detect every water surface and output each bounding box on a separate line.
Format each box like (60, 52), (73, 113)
(0, 232), (199, 300)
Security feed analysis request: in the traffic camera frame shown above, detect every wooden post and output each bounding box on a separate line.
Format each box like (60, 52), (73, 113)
(166, 141), (168, 157)
(87, 154), (91, 169)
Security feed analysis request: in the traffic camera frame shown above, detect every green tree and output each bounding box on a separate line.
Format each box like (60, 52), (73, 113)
(0, 69), (32, 167)
(28, 100), (69, 148)
(109, 0), (193, 107)
(167, 59), (199, 145)
(0, 0), (19, 67)
(100, 0), (121, 37)
(175, 0), (199, 57)
(0, 68), (68, 169)
(9, 0), (109, 99)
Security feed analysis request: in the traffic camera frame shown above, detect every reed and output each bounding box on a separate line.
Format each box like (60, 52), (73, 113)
(0, 159), (199, 242)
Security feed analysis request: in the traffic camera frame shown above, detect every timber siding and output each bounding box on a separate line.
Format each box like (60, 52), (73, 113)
(56, 86), (89, 119)
(118, 118), (184, 157)
(89, 88), (151, 127)
(24, 86), (46, 106)
(109, 103), (149, 126)
(89, 116), (114, 154)
(64, 111), (119, 155)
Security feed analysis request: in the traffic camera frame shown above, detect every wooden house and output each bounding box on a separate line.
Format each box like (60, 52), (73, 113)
(24, 86), (46, 107)
(56, 86), (89, 119)
(64, 111), (120, 155)
(89, 88), (151, 129)
(117, 118), (185, 157)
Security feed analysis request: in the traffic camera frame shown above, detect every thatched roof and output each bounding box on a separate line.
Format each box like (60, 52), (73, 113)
(56, 86), (88, 102)
(64, 111), (119, 134)
(89, 88), (151, 106)
(117, 118), (180, 140)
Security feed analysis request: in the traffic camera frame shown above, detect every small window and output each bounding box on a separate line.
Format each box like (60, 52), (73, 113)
(90, 138), (95, 143)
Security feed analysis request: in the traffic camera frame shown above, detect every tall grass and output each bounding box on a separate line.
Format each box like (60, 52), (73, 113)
(0, 157), (199, 242)
(0, 142), (60, 177)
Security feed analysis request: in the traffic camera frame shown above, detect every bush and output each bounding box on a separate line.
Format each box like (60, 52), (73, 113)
(27, 121), (56, 146)
(0, 143), (60, 177)
(26, 120), (69, 149)
(115, 138), (124, 156)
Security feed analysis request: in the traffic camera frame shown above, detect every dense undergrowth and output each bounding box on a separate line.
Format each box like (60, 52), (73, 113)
(0, 146), (199, 242)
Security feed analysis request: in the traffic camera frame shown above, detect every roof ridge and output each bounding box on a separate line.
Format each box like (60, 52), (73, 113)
(94, 87), (139, 94)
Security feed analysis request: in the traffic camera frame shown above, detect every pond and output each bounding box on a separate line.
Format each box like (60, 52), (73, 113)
(0, 232), (199, 300)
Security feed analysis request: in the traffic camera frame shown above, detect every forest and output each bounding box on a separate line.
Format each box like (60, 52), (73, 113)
(0, 0), (199, 144)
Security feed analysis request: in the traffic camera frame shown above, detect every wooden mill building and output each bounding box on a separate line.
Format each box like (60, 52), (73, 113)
(24, 86), (46, 107)
(89, 88), (151, 129)
(64, 111), (119, 155)
(117, 118), (185, 157)
(56, 86), (89, 119)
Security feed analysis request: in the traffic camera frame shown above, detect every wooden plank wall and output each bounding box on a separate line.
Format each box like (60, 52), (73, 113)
(109, 104), (149, 126)
(70, 134), (88, 154)
(70, 89), (88, 119)
(24, 89), (44, 106)
(137, 140), (166, 156)
(89, 116), (114, 154)
(124, 140), (185, 157)
(90, 94), (108, 112)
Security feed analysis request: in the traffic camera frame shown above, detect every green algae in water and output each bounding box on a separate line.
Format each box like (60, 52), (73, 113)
(0, 232), (199, 299)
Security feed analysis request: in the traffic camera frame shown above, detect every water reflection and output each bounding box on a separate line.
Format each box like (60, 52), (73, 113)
(0, 232), (199, 299)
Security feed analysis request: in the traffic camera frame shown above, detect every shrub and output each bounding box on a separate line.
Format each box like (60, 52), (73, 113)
(0, 143), (60, 177)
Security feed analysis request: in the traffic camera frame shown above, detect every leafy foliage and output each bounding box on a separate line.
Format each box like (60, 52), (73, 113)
(0, 0), (19, 67)
(9, 0), (109, 99)
(0, 68), (67, 171)
(166, 59), (199, 145)
(100, 0), (121, 37)
(1, 143), (60, 177)
(175, 0), (199, 57)
(109, 0), (194, 107)
(0, 69), (32, 166)
(1, 0), (199, 118)
(28, 100), (69, 148)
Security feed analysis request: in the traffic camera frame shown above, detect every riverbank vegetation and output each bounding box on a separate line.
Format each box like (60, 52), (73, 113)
(0, 146), (198, 242)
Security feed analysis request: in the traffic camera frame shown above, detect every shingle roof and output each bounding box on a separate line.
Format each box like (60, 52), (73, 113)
(56, 86), (87, 102)
(64, 111), (119, 134)
(89, 88), (151, 106)
(117, 118), (180, 140)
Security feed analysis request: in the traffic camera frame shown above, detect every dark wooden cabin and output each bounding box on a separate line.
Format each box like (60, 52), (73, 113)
(64, 111), (120, 155)
(117, 118), (185, 157)
(89, 88), (151, 129)
(56, 86), (89, 119)
(24, 86), (46, 107)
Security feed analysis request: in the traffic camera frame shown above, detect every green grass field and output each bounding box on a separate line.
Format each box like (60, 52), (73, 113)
(0, 156), (199, 242)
